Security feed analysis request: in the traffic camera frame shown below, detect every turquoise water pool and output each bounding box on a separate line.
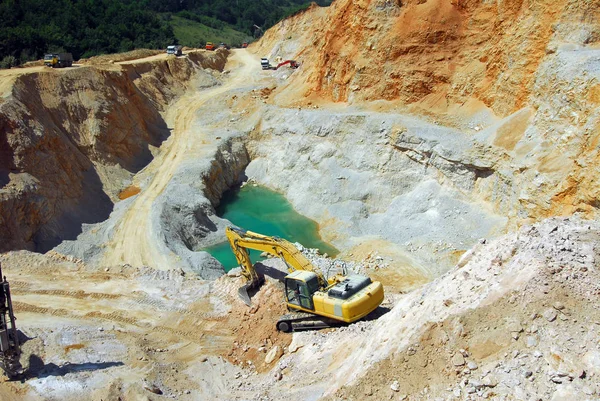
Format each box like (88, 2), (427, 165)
(204, 185), (339, 271)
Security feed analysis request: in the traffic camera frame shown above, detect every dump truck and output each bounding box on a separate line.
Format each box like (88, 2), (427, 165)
(44, 53), (73, 68)
(166, 45), (182, 56)
(261, 57), (271, 70)
(206, 42), (215, 51)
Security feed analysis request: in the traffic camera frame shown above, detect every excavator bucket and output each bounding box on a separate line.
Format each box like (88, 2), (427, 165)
(238, 275), (265, 306)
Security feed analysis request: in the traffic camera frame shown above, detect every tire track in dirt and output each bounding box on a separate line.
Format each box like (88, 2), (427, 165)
(13, 287), (218, 321)
(14, 300), (232, 350)
(11, 289), (122, 300)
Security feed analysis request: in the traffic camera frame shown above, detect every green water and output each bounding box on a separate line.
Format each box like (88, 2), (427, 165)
(204, 185), (339, 271)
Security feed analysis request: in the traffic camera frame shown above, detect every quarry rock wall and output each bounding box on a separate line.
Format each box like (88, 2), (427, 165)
(0, 51), (228, 252)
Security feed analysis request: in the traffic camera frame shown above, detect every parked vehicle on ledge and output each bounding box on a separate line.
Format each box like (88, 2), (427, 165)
(44, 53), (73, 68)
(166, 45), (182, 56)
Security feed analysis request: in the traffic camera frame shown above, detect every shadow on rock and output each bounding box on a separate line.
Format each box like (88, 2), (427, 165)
(255, 262), (287, 283)
(0, 127), (15, 188)
(25, 354), (123, 380)
(17, 329), (34, 346)
(34, 167), (113, 252)
(0, 168), (9, 188)
(362, 305), (392, 322)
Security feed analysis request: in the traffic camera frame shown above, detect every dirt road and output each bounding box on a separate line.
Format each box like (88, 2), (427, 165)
(102, 50), (260, 270)
(0, 50), (169, 99)
(0, 65), (76, 99)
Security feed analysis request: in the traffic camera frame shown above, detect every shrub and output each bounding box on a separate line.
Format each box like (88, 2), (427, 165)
(0, 55), (18, 69)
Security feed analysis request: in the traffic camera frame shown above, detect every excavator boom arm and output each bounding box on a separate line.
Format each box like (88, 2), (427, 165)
(275, 60), (298, 70)
(226, 227), (327, 288)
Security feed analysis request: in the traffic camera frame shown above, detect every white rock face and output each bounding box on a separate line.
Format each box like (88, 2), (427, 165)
(246, 108), (508, 276)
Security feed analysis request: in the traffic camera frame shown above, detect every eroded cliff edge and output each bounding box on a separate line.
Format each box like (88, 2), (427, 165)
(0, 50), (228, 252)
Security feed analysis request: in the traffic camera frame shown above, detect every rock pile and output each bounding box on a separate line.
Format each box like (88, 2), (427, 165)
(255, 216), (600, 401)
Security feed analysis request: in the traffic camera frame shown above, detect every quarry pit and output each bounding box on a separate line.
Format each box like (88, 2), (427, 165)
(1, 1), (600, 400)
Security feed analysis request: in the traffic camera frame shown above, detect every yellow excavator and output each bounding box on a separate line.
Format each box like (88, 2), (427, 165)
(226, 227), (384, 332)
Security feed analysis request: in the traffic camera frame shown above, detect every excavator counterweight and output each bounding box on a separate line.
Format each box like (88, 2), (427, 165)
(225, 226), (384, 331)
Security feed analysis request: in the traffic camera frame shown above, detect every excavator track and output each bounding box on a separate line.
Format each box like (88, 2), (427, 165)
(276, 311), (346, 332)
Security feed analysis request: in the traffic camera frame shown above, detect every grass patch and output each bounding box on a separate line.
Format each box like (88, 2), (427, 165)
(169, 15), (252, 48)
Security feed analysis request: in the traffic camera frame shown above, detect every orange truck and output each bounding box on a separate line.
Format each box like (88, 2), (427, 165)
(205, 42), (215, 51)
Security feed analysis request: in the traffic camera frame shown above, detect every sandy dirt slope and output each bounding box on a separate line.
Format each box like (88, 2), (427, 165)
(101, 50), (260, 270)
(254, 0), (597, 116)
(0, 68), (41, 98)
(0, 250), (242, 400)
(0, 251), (305, 400)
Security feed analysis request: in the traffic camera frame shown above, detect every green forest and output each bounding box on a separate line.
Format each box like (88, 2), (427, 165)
(0, 0), (331, 67)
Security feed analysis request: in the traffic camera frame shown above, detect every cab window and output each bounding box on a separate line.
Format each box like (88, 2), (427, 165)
(285, 278), (314, 310)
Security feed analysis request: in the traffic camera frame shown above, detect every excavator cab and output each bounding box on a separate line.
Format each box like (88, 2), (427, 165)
(284, 271), (320, 311)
